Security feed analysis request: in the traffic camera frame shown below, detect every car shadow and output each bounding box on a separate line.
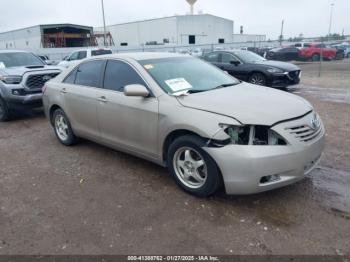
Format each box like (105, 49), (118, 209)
(9, 108), (45, 121)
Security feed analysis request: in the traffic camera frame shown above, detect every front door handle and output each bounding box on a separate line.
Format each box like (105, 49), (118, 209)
(60, 88), (67, 94)
(97, 96), (108, 103)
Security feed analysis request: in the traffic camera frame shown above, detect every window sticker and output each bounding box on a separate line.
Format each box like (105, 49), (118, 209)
(0, 62), (5, 69)
(143, 64), (154, 70)
(165, 78), (193, 92)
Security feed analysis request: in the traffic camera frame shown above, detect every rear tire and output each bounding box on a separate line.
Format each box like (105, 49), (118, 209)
(0, 97), (10, 122)
(249, 72), (267, 86)
(53, 109), (77, 146)
(167, 135), (222, 197)
(311, 53), (320, 62)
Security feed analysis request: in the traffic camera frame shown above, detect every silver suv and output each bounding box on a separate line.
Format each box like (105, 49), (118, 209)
(0, 50), (61, 121)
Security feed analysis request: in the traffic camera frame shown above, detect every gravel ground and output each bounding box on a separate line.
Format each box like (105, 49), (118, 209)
(0, 59), (349, 255)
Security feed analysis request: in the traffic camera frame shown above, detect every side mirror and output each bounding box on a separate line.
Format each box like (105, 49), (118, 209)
(230, 61), (241, 66)
(124, 84), (150, 97)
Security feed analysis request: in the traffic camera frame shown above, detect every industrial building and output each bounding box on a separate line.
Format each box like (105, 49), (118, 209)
(95, 14), (234, 47)
(0, 15), (268, 50)
(233, 34), (266, 43)
(0, 24), (95, 49)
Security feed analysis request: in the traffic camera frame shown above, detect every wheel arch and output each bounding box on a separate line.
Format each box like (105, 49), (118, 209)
(162, 129), (208, 164)
(49, 104), (62, 126)
(249, 70), (267, 78)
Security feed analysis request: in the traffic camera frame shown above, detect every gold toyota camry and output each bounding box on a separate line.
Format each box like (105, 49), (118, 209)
(43, 53), (325, 197)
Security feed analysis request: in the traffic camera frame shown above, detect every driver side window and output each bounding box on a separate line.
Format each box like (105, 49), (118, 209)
(221, 53), (239, 64)
(103, 60), (147, 92)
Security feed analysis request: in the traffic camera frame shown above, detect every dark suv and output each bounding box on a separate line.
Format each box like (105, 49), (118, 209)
(0, 50), (61, 121)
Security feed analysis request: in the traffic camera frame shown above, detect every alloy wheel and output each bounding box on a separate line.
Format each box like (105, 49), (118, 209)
(173, 147), (208, 189)
(55, 114), (69, 141)
(250, 74), (266, 86)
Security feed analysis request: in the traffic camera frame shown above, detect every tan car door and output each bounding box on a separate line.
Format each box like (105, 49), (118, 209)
(61, 60), (105, 139)
(96, 60), (159, 159)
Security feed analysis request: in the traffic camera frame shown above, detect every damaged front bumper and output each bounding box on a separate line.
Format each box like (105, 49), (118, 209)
(204, 113), (325, 195)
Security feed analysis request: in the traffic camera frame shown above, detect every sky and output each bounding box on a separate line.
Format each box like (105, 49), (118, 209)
(0, 0), (349, 39)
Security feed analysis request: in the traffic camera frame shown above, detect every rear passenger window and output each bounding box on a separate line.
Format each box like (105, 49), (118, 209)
(103, 60), (146, 92)
(75, 60), (105, 88)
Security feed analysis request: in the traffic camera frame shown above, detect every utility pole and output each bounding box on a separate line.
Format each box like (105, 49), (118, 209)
(279, 19), (284, 46)
(328, 3), (335, 39)
(101, 0), (107, 46)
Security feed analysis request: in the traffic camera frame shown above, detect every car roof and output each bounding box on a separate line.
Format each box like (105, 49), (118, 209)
(70, 48), (112, 53)
(211, 49), (254, 54)
(87, 52), (191, 61)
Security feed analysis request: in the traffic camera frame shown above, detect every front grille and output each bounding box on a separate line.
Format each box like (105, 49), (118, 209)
(25, 73), (59, 89)
(286, 120), (323, 143)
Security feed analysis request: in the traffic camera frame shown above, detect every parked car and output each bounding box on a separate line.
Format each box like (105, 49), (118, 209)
(58, 48), (112, 68)
(258, 47), (275, 58)
(298, 43), (337, 61)
(240, 47), (260, 54)
(202, 50), (301, 88)
(190, 48), (203, 57)
(334, 47), (345, 60)
(294, 42), (312, 49)
(266, 47), (300, 61)
(0, 50), (61, 121)
(37, 55), (57, 65)
(331, 44), (350, 58)
(43, 52), (325, 197)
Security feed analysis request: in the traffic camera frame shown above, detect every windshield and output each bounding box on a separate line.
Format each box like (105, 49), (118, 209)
(232, 50), (266, 63)
(92, 49), (112, 56)
(0, 52), (45, 68)
(140, 57), (239, 94)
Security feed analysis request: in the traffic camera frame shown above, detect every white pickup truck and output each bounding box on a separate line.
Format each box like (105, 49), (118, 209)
(58, 48), (112, 68)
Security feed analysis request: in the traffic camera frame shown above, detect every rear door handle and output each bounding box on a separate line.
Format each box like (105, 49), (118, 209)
(97, 96), (108, 103)
(60, 88), (67, 94)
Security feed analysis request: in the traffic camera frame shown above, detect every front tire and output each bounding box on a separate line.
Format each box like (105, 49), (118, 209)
(311, 53), (320, 62)
(53, 109), (77, 146)
(167, 135), (222, 197)
(0, 97), (10, 122)
(249, 72), (267, 86)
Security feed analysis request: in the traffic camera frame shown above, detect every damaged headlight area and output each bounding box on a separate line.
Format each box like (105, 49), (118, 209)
(213, 124), (287, 146)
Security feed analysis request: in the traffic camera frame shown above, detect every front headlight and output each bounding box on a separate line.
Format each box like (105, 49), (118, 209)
(267, 68), (284, 74)
(0, 75), (23, 84)
(220, 124), (287, 146)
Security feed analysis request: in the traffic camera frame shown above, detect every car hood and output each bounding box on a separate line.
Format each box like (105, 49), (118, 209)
(255, 60), (300, 71)
(0, 65), (61, 76)
(176, 82), (313, 126)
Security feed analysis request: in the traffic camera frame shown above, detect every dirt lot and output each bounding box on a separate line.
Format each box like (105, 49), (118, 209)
(0, 59), (349, 255)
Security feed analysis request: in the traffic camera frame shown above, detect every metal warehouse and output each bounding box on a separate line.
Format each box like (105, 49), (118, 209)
(0, 24), (95, 49)
(95, 14), (234, 47)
